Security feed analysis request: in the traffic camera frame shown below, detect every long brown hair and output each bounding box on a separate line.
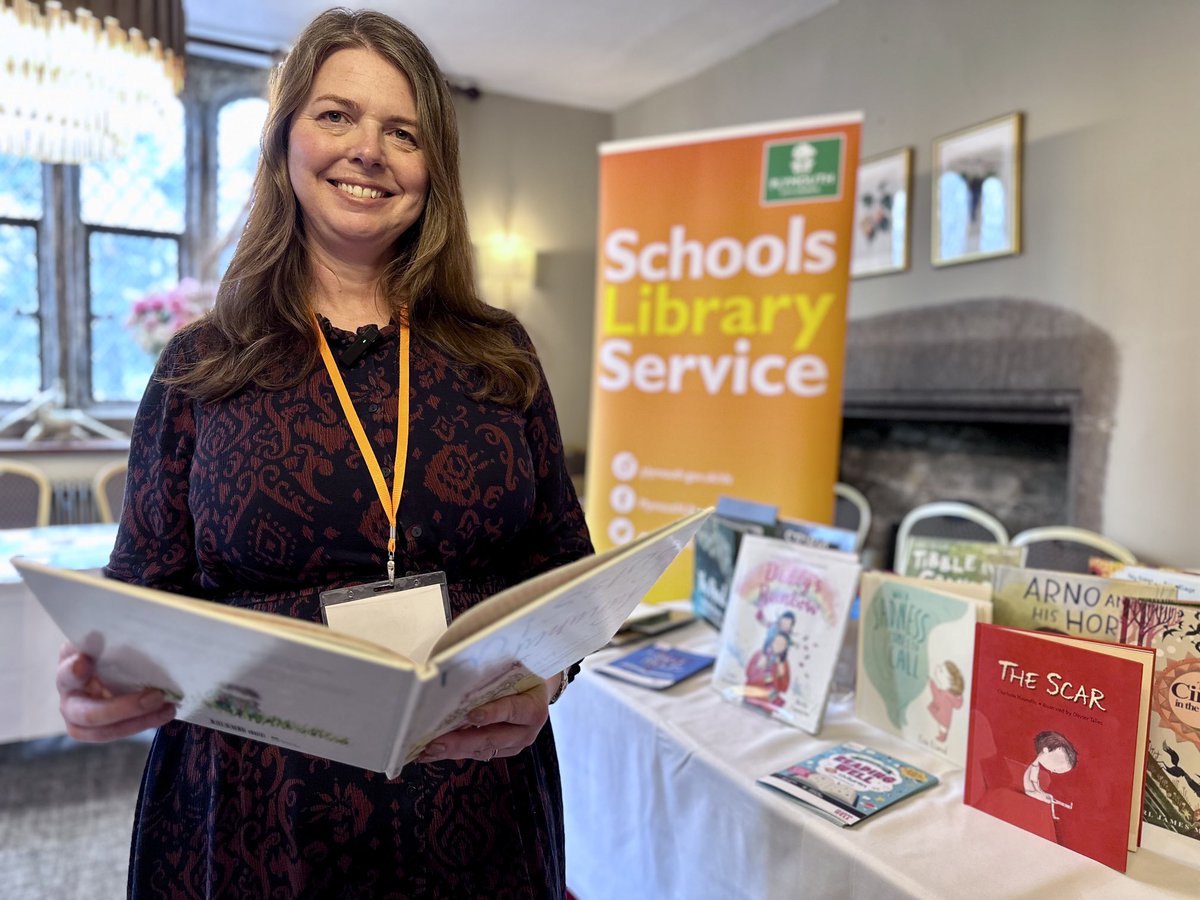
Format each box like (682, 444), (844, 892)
(169, 8), (539, 406)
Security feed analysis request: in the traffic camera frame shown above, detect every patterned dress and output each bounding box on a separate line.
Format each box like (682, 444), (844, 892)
(107, 316), (593, 899)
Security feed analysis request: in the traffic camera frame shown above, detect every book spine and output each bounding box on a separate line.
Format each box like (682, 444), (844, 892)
(383, 670), (425, 777)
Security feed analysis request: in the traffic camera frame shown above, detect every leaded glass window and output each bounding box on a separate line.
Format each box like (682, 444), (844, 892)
(0, 154), (44, 402)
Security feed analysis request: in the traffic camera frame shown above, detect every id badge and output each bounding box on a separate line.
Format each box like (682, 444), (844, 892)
(319, 571), (452, 663)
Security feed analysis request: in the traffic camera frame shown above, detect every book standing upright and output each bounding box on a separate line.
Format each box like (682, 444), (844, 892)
(711, 534), (861, 733)
(855, 573), (991, 766)
(964, 623), (1156, 871)
(1121, 596), (1200, 841)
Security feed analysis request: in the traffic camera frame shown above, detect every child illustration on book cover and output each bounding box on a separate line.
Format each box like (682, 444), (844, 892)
(711, 534), (861, 734)
(927, 660), (964, 743)
(744, 618), (794, 709)
(1023, 730), (1078, 820)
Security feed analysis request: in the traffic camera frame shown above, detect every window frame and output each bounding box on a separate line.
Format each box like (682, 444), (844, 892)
(0, 54), (270, 428)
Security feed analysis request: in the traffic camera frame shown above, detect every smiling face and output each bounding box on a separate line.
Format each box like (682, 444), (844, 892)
(287, 47), (430, 268)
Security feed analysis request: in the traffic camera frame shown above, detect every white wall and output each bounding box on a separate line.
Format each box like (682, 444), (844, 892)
(612, 0), (1200, 564)
(455, 91), (611, 452)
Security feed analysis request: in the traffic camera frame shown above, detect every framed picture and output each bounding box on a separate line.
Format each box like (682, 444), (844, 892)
(850, 147), (913, 278)
(931, 112), (1023, 267)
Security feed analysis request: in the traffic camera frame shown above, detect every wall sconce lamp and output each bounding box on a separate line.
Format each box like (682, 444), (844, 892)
(476, 232), (537, 308)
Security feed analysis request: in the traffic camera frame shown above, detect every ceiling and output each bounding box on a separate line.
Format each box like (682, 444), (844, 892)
(184, 0), (837, 111)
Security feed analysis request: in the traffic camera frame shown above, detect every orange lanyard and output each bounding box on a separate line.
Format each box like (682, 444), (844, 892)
(313, 315), (410, 584)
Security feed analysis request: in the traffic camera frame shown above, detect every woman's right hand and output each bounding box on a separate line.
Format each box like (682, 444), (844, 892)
(56, 643), (176, 742)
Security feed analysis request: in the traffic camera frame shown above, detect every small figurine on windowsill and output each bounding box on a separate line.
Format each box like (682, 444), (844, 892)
(0, 382), (128, 443)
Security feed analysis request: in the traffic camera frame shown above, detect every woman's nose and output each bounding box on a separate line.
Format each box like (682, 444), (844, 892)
(350, 125), (383, 166)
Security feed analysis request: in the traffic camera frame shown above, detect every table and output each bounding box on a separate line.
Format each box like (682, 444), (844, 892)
(550, 621), (1199, 899)
(0, 523), (118, 743)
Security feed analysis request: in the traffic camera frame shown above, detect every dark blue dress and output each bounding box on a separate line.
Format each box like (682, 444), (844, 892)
(107, 316), (592, 898)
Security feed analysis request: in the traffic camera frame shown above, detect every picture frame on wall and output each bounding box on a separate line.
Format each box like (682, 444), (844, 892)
(850, 147), (913, 278)
(931, 112), (1023, 267)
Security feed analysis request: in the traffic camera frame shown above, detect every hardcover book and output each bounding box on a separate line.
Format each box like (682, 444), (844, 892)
(991, 564), (1177, 642)
(964, 623), (1156, 871)
(691, 497), (777, 629)
(1088, 561), (1200, 602)
(595, 642), (715, 689)
(898, 536), (1025, 584)
(711, 535), (861, 734)
(855, 573), (991, 766)
(757, 741), (939, 826)
(774, 515), (859, 554)
(15, 509), (710, 777)
(1120, 597), (1200, 841)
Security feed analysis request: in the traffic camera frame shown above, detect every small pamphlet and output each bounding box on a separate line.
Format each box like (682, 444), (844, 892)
(757, 741), (939, 827)
(596, 642), (716, 690)
(608, 605), (696, 646)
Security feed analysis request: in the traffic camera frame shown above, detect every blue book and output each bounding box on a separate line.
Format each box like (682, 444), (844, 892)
(757, 742), (939, 826)
(596, 642), (716, 690)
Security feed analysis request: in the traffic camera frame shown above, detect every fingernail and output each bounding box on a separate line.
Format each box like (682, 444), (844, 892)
(423, 743), (444, 757)
(467, 709), (487, 724)
(139, 689), (165, 710)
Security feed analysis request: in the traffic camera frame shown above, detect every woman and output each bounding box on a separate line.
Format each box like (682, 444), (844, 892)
(55, 8), (592, 897)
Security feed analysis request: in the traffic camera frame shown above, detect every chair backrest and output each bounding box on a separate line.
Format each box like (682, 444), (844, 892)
(894, 500), (1009, 570)
(93, 460), (128, 524)
(833, 481), (871, 552)
(0, 460), (52, 527)
(1010, 525), (1137, 574)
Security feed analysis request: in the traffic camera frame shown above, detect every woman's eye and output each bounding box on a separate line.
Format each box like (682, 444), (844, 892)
(322, 110), (347, 124)
(391, 128), (417, 145)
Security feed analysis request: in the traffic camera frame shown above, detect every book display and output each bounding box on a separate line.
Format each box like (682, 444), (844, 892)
(15, 508), (710, 776)
(711, 535), (862, 733)
(855, 573), (991, 766)
(1120, 596), (1200, 841)
(596, 642), (715, 689)
(992, 565), (1177, 642)
(757, 741), (939, 826)
(898, 535), (1025, 584)
(964, 623), (1156, 871)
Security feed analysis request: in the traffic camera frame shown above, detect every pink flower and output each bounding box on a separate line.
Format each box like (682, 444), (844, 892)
(127, 278), (217, 354)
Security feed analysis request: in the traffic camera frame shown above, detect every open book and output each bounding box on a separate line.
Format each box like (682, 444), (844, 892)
(15, 508), (710, 777)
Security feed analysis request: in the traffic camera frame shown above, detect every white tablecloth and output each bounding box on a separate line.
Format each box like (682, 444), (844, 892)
(0, 524), (117, 743)
(551, 621), (1199, 899)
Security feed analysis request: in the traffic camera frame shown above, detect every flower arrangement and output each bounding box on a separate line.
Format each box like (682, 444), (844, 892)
(127, 278), (218, 355)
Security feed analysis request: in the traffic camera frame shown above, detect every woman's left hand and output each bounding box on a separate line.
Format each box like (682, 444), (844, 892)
(417, 672), (562, 764)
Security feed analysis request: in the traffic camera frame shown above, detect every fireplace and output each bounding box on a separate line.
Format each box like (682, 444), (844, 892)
(838, 298), (1116, 568)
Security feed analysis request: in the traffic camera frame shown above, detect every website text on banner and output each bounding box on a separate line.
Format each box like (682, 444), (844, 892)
(585, 113), (863, 602)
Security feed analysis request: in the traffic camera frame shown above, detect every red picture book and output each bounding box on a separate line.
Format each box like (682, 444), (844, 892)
(964, 623), (1155, 871)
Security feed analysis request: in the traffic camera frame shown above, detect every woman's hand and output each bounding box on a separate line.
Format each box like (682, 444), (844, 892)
(56, 643), (176, 742)
(417, 672), (563, 764)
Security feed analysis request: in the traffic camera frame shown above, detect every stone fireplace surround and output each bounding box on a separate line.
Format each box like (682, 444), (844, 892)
(839, 298), (1116, 568)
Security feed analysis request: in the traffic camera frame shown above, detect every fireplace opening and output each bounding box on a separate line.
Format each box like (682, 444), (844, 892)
(838, 411), (1071, 569)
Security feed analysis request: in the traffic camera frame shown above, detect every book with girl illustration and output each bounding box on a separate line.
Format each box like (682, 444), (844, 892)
(855, 573), (991, 766)
(711, 534), (861, 733)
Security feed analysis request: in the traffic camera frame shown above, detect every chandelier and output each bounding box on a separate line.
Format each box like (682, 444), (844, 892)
(0, 0), (186, 164)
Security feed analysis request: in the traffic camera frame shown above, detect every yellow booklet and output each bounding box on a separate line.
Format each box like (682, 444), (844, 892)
(15, 508), (710, 776)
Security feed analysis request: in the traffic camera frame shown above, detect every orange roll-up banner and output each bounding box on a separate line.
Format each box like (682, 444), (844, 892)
(584, 113), (862, 601)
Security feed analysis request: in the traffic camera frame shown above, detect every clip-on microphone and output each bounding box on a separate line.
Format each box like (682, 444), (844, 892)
(337, 325), (382, 367)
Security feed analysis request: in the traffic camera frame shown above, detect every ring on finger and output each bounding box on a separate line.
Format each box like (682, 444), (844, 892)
(487, 747), (498, 761)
